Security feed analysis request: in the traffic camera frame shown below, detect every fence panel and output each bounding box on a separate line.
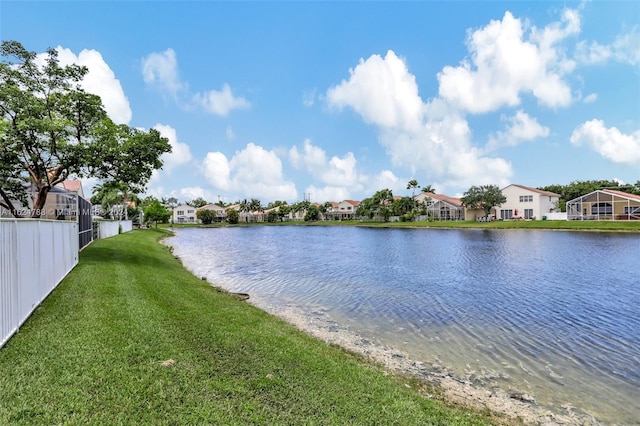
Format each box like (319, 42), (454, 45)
(0, 219), (78, 348)
(95, 220), (132, 240)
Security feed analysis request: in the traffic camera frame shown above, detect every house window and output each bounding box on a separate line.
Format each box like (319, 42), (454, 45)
(519, 195), (533, 202)
(500, 209), (513, 219)
(624, 206), (640, 214)
(188, 209), (194, 214)
(177, 210), (184, 215)
(524, 209), (534, 219)
(591, 203), (612, 215)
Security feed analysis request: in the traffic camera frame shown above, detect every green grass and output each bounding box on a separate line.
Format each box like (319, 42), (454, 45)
(167, 218), (640, 232)
(0, 229), (501, 425)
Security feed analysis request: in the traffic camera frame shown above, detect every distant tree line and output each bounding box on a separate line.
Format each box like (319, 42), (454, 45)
(538, 180), (640, 212)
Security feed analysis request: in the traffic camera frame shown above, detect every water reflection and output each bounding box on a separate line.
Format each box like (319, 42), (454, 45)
(168, 226), (640, 424)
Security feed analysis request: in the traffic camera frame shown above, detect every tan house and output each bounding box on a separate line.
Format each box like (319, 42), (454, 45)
(497, 184), (560, 220)
(566, 189), (640, 221)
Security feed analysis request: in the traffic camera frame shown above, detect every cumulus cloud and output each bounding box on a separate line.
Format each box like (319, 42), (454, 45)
(141, 49), (250, 116)
(327, 49), (513, 192)
(366, 170), (403, 194)
(437, 9), (578, 113)
(48, 47), (132, 124)
(485, 110), (550, 151)
(570, 119), (640, 165)
(327, 50), (423, 130)
(289, 139), (363, 198)
(203, 143), (297, 201)
(154, 124), (193, 173)
(582, 93), (597, 103)
(193, 84), (250, 116)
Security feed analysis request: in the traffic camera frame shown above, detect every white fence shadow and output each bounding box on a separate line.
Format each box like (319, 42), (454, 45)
(0, 219), (79, 348)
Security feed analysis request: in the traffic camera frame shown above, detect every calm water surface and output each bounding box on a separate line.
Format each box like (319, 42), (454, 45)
(168, 226), (640, 424)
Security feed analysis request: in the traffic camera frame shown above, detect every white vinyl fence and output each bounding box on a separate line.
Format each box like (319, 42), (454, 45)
(1, 219), (79, 348)
(94, 220), (132, 240)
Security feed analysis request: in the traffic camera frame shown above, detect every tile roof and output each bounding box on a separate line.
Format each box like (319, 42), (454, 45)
(602, 189), (640, 201)
(420, 192), (462, 207)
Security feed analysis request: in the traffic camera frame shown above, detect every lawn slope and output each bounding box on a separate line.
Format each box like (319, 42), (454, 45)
(0, 229), (496, 425)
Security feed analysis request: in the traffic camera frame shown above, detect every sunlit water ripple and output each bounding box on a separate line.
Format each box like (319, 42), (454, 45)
(168, 226), (640, 424)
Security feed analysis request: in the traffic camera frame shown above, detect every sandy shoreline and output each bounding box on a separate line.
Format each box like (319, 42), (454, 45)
(247, 296), (602, 426)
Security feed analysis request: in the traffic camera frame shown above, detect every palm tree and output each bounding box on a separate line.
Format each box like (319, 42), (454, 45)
(407, 179), (420, 212)
(239, 199), (251, 222)
(421, 185), (435, 194)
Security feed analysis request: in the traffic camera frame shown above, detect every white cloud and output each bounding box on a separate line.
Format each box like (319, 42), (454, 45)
(203, 143), (298, 201)
(303, 88), (317, 107)
(583, 93), (597, 103)
(437, 9), (578, 113)
(52, 47), (132, 124)
(576, 27), (640, 66)
(142, 49), (250, 116)
(289, 139), (327, 173)
(226, 126), (235, 140)
(485, 110), (550, 151)
(141, 48), (185, 98)
(304, 185), (351, 203)
(289, 139), (363, 196)
(203, 151), (231, 190)
(366, 170), (402, 194)
(179, 186), (213, 202)
(194, 84), (251, 116)
(153, 124), (193, 173)
(570, 119), (640, 165)
(327, 50), (423, 130)
(327, 50), (513, 192)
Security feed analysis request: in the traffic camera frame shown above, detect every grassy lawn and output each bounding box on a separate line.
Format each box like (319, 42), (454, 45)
(169, 219), (640, 232)
(0, 229), (500, 425)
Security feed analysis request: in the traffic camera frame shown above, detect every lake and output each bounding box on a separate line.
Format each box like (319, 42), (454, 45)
(167, 226), (639, 424)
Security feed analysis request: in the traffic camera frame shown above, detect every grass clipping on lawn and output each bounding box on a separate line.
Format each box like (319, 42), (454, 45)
(0, 229), (500, 425)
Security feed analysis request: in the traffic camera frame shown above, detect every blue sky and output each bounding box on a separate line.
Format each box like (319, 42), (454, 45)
(2, 1), (639, 204)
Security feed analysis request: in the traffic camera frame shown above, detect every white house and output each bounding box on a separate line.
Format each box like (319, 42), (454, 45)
(499, 184), (560, 220)
(337, 200), (360, 219)
(172, 203), (197, 223)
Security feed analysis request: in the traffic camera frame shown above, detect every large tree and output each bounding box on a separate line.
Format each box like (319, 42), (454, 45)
(143, 199), (170, 228)
(0, 40), (170, 218)
(460, 184), (506, 217)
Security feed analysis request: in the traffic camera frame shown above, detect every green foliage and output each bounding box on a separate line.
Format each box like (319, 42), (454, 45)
(187, 197), (208, 208)
(392, 196), (414, 216)
(304, 204), (320, 221)
(538, 180), (640, 212)
(356, 189), (394, 221)
(196, 209), (216, 225)
(460, 185), (507, 216)
(0, 40), (170, 217)
(143, 200), (170, 228)
(266, 209), (279, 223)
(226, 208), (239, 224)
